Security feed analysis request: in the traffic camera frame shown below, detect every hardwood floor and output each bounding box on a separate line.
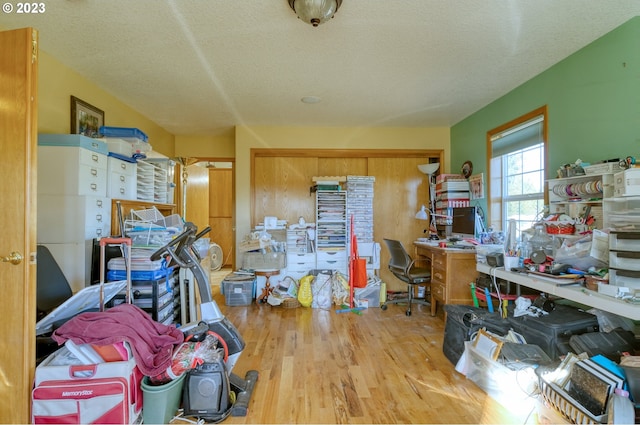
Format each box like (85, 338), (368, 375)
(204, 270), (533, 424)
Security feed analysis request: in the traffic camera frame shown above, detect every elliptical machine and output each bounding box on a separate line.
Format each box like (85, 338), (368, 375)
(150, 222), (258, 419)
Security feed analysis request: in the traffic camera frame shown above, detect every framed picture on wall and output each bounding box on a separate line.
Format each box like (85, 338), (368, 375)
(70, 95), (104, 138)
(469, 173), (485, 200)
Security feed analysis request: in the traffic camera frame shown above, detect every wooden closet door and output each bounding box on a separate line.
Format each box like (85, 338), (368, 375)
(209, 168), (233, 267)
(318, 157), (367, 176)
(0, 27), (38, 424)
(253, 157), (318, 226)
(369, 157), (431, 291)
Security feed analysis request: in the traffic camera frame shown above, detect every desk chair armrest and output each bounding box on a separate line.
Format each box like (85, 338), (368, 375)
(405, 257), (430, 274)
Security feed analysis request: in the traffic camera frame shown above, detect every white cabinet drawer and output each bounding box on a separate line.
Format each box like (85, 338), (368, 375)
(38, 195), (111, 243)
(108, 156), (136, 176)
(316, 250), (347, 272)
(610, 250), (640, 271)
(38, 146), (108, 196)
(316, 250), (347, 264)
(107, 157), (137, 200)
(286, 253), (316, 269)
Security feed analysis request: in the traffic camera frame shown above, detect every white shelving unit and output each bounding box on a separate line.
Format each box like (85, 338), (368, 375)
(136, 160), (170, 203)
(547, 173), (614, 231)
(434, 175), (469, 232)
(316, 187), (347, 274)
(144, 158), (175, 205)
(136, 160), (155, 202)
(346, 175), (375, 244)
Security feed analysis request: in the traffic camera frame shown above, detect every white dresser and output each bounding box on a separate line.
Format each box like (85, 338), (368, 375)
(37, 134), (112, 292)
(107, 156), (137, 200)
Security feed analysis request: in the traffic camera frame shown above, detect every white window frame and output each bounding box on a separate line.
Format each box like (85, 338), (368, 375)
(486, 106), (548, 235)
(500, 143), (545, 237)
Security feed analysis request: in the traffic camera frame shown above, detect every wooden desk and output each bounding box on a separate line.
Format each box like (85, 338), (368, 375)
(414, 242), (477, 316)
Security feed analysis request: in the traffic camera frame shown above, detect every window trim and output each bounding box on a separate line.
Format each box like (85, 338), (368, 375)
(486, 105), (548, 231)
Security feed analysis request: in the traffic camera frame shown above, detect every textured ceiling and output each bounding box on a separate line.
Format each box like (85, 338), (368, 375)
(0, 1), (638, 136)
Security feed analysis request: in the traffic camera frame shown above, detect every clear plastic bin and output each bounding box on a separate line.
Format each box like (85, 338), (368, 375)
(242, 252), (286, 271)
(354, 284), (381, 308)
(223, 279), (255, 306)
(128, 230), (175, 247)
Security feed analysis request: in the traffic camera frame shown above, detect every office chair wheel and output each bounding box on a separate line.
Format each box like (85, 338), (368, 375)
(381, 304), (388, 311)
(406, 310), (411, 317)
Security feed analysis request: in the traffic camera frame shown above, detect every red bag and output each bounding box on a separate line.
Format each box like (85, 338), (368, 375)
(351, 232), (368, 288)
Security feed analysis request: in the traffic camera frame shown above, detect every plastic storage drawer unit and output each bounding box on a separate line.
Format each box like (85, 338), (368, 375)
(609, 250), (640, 271)
(609, 231), (640, 252)
(608, 269), (640, 290)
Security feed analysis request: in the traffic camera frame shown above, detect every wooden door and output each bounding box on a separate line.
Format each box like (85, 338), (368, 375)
(184, 163), (210, 232)
(369, 157), (431, 291)
(0, 27), (38, 423)
(253, 156), (318, 226)
(209, 167), (234, 268)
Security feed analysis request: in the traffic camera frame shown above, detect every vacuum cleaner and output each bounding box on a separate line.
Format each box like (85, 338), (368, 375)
(150, 222), (258, 419)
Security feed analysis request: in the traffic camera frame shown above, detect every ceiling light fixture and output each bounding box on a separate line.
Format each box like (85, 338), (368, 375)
(288, 0), (342, 27)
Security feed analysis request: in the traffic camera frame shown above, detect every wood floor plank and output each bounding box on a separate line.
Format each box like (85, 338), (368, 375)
(183, 270), (533, 424)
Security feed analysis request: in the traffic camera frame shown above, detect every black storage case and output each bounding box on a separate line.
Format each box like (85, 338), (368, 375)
(569, 328), (637, 361)
(442, 304), (510, 365)
(507, 304), (599, 360)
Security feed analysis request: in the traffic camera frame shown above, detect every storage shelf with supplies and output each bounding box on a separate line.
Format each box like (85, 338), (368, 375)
(547, 173), (615, 233)
(476, 263), (640, 320)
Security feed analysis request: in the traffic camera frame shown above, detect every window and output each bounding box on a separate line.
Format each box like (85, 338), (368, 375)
(487, 106), (547, 237)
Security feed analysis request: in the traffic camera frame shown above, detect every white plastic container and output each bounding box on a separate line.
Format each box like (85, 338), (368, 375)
(583, 162), (624, 175)
(614, 169), (640, 197)
(105, 137), (152, 157)
(106, 138), (135, 156)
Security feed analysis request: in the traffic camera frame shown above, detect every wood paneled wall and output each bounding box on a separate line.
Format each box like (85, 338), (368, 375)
(251, 149), (442, 291)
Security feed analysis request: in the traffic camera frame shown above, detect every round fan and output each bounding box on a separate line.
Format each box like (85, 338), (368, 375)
(209, 243), (224, 271)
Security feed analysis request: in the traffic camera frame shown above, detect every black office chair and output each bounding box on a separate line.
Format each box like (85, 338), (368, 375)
(37, 245), (73, 321)
(381, 238), (431, 316)
(36, 245), (75, 363)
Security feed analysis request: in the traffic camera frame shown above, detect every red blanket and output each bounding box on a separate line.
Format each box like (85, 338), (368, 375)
(52, 303), (184, 376)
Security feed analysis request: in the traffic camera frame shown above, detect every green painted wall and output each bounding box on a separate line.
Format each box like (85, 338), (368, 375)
(451, 16), (640, 220)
